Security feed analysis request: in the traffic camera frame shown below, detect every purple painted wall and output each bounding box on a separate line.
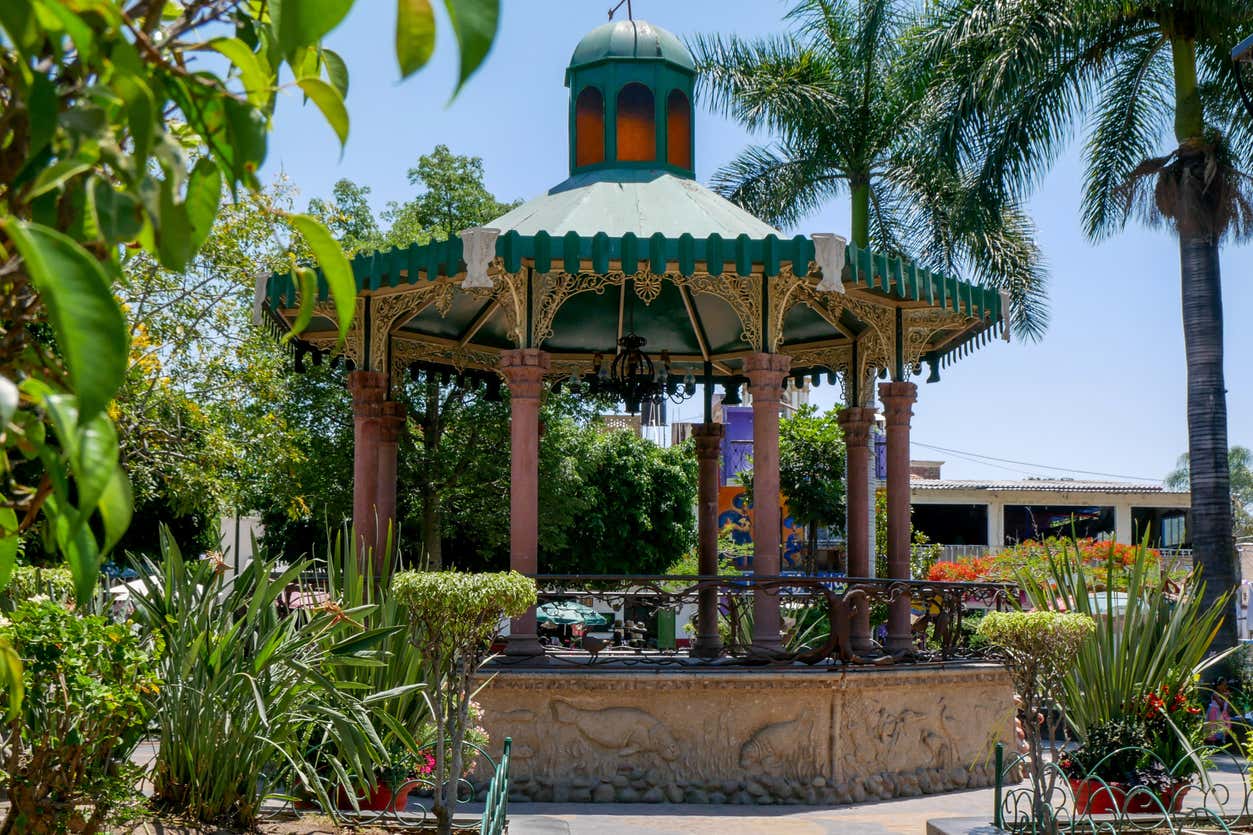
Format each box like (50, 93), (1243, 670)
(721, 406), (754, 486)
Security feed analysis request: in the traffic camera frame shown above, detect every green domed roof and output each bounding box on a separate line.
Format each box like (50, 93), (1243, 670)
(568, 19), (695, 73)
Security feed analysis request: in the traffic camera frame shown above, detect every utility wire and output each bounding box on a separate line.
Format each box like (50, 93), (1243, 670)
(911, 441), (1163, 484)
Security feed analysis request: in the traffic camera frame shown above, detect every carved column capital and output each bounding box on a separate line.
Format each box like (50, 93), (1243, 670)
(692, 422), (725, 458)
(348, 370), (388, 420)
(878, 381), (918, 426)
(836, 406), (876, 447)
(377, 401), (407, 444)
(500, 348), (552, 400)
(743, 352), (792, 400)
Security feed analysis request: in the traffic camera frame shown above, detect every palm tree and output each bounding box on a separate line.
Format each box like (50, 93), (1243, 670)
(1168, 447), (1253, 541)
(689, 0), (1050, 339)
(921, 0), (1253, 651)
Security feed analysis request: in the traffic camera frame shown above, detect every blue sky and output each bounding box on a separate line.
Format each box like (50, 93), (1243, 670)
(261, 0), (1251, 484)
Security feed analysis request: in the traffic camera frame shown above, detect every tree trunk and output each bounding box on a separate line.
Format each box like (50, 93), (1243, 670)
(851, 176), (870, 247)
(1180, 229), (1237, 654)
(421, 377), (443, 570)
(422, 486), (442, 570)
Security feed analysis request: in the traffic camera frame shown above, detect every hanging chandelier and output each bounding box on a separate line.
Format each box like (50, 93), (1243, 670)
(588, 334), (696, 414)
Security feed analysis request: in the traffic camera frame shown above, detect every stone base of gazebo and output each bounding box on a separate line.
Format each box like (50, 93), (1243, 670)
(474, 664), (1013, 805)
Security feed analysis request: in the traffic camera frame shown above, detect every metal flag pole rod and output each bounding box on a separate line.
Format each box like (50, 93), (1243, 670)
(608, 0), (633, 21)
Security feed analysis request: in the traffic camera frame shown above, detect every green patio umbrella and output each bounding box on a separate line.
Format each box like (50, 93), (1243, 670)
(537, 601), (610, 627)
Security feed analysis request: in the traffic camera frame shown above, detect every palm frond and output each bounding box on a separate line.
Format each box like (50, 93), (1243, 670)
(1081, 33), (1173, 239)
(710, 141), (845, 230)
(687, 33), (842, 137)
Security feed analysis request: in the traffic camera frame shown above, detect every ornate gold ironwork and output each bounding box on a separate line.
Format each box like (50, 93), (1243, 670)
(532, 271), (626, 347)
(306, 299), (365, 366)
(633, 271), (663, 305)
(845, 296), (895, 381)
(367, 282), (456, 371)
(674, 271), (763, 352)
(901, 307), (972, 372)
(390, 334), (500, 381)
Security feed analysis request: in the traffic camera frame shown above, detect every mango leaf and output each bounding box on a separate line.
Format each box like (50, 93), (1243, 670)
(27, 74), (57, 155)
(186, 157), (222, 254)
(0, 508), (18, 593)
(444, 0), (498, 95)
(322, 48), (349, 97)
(207, 36), (272, 107)
(39, 0), (98, 65)
(0, 2), (39, 55)
(28, 152), (97, 198)
(272, 0), (354, 57)
(4, 222), (127, 420)
(92, 179), (143, 243)
(169, 78), (267, 192)
(62, 514), (101, 607)
(0, 376), (16, 429)
(112, 73), (156, 166)
(296, 78), (348, 148)
(156, 174), (194, 270)
(97, 463), (133, 554)
(0, 639), (23, 721)
(286, 214), (355, 342)
(284, 266), (319, 339)
(73, 412), (119, 521)
(396, 0), (435, 79)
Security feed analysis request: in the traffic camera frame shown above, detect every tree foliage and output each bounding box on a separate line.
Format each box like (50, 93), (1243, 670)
(1167, 446), (1253, 540)
(0, 0), (502, 609)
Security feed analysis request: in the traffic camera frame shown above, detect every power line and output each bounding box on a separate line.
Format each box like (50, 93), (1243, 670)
(911, 441), (1163, 483)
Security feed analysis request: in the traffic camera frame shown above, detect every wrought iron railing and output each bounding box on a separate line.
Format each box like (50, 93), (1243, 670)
(994, 740), (1253, 834)
(515, 573), (1015, 667)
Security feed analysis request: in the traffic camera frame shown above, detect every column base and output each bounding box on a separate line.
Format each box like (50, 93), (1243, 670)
(504, 633), (546, 658)
(690, 634), (723, 659)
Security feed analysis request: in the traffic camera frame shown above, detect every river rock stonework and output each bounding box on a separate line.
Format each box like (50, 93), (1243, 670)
(474, 665), (1013, 805)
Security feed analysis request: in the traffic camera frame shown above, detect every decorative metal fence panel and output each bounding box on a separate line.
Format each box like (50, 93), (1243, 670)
(517, 573), (1015, 667)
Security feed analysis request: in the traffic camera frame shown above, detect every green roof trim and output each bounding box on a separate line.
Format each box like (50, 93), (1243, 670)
(264, 232), (1003, 324)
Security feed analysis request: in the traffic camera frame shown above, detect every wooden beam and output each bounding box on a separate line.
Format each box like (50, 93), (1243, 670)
(458, 299), (500, 347)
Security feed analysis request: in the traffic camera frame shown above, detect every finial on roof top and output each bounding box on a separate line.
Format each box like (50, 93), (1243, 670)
(608, 0), (633, 21)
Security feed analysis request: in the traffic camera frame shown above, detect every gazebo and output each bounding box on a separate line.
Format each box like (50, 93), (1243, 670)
(258, 18), (1007, 660)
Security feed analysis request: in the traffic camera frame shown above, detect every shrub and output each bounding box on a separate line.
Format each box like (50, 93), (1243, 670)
(0, 600), (158, 834)
(392, 570), (535, 835)
(2, 565), (74, 607)
(131, 533), (386, 828)
(978, 609), (1096, 821)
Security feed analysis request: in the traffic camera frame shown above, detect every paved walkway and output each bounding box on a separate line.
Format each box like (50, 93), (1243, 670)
(503, 786), (998, 835)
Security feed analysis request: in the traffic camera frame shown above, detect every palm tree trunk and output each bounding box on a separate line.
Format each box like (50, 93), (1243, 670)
(1179, 230), (1237, 653)
(1171, 37), (1238, 654)
(851, 178), (870, 247)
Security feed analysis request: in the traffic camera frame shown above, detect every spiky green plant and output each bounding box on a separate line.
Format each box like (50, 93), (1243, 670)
(320, 532), (427, 793)
(1018, 540), (1234, 741)
(130, 530), (391, 828)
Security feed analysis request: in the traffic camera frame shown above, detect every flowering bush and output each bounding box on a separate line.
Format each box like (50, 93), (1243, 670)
(927, 538), (1174, 590)
(0, 599), (159, 834)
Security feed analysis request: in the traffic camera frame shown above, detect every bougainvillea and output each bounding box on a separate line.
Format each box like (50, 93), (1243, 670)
(927, 538), (1172, 590)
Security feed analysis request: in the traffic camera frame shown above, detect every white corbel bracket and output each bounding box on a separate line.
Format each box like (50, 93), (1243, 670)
(812, 233), (847, 293)
(460, 227), (500, 289)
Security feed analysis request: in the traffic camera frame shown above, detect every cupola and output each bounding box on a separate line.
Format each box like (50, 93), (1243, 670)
(564, 19), (697, 177)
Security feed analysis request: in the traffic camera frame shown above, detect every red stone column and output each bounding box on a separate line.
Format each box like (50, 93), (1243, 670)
(375, 400), (406, 573)
(500, 348), (550, 657)
(691, 422), (725, 658)
(879, 380), (918, 654)
(348, 370), (387, 564)
(837, 406), (876, 652)
(744, 353), (791, 654)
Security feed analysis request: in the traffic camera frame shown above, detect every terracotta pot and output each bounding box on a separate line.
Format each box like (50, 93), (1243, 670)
(1070, 778), (1189, 815)
(336, 780), (414, 812)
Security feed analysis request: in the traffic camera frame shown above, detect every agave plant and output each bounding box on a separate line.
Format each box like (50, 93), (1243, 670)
(319, 532), (427, 794)
(129, 529), (393, 828)
(1018, 539), (1233, 764)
